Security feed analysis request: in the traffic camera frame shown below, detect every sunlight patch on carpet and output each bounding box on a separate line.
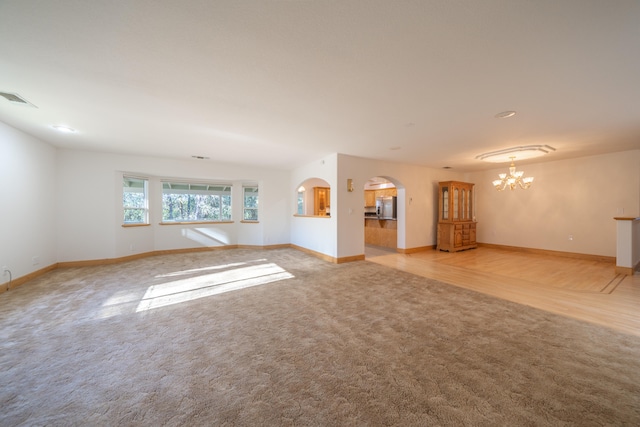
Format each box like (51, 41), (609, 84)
(136, 263), (294, 311)
(154, 259), (267, 279)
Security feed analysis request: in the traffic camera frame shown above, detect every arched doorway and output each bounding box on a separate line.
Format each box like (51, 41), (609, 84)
(363, 176), (404, 258)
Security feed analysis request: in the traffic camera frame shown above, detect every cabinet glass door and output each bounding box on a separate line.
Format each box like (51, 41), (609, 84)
(453, 188), (459, 219)
(442, 187), (449, 219)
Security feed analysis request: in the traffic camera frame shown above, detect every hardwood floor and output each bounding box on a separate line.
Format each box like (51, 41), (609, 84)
(366, 245), (640, 336)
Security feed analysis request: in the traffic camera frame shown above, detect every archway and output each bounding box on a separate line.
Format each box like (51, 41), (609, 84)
(295, 177), (331, 217)
(363, 176), (405, 257)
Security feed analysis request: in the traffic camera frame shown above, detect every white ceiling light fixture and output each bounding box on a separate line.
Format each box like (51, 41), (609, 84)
(492, 156), (533, 191)
(52, 125), (76, 133)
(476, 145), (556, 163)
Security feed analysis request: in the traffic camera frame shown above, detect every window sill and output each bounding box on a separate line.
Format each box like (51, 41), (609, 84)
(293, 214), (331, 219)
(159, 221), (235, 225)
(122, 223), (151, 228)
(241, 220), (260, 224)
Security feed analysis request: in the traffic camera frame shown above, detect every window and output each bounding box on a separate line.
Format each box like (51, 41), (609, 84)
(297, 186), (305, 215)
(243, 186), (259, 221)
(162, 182), (231, 222)
(123, 176), (148, 224)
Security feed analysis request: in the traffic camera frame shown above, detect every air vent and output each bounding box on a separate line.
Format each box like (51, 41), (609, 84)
(0, 92), (37, 108)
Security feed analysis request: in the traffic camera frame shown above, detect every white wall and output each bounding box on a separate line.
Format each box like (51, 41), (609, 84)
(0, 122), (57, 283)
(334, 151), (640, 259)
(56, 149), (291, 262)
(336, 154), (463, 258)
(4, 115), (637, 281)
(290, 154), (338, 257)
(295, 177), (330, 216)
(470, 150), (640, 257)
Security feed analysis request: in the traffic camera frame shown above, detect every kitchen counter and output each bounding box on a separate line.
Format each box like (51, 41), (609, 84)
(364, 217), (397, 248)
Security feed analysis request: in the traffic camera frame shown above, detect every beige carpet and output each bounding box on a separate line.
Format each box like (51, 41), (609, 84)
(1, 248), (639, 426)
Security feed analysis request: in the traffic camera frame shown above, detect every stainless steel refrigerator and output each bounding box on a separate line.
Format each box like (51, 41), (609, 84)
(375, 196), (397, 219)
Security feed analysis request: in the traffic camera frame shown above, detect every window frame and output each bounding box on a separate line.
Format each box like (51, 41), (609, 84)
(297, 186), (305, 215)
(242, 186), (259, 222)
(160, 181), (232, 223)
(122, 176), (149, 225)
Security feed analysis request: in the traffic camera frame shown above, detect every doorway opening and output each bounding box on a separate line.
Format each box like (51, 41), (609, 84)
(363, 176), (403, 258)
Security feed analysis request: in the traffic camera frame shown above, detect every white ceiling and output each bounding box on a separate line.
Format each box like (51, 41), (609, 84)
(1, 0), (639, 171)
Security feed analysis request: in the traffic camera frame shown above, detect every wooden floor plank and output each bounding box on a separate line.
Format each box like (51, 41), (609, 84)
(366, 246), (640, 336)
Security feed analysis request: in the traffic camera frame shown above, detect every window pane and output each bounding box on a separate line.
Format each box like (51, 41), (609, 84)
(297, 192), (304, 215)
(162, 181), (232, 222)
(123, 177), (147, 224)
(124, 208), (145, 223)
(243, 187), (258, 221)
(244, 209), (258, 221)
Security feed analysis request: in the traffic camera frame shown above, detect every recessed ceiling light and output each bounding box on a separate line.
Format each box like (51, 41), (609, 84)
(52, 125), (76, 133)
(191, 155), (210, 160)
(494, 111), (516, 119)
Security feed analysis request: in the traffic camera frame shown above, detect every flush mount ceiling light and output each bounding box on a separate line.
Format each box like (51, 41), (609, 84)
(52, 125), (76, 133)
(495, 110), (516, 119)
(476, 145), (556, 163)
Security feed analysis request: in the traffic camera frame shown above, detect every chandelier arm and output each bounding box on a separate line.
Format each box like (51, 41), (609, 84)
(493, 157), (533, 191)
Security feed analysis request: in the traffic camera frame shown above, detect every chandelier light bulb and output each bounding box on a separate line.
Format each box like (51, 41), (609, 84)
(493, 157), (534, 191)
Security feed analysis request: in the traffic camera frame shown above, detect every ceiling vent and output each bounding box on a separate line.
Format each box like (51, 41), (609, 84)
(0, 92), (37, 108)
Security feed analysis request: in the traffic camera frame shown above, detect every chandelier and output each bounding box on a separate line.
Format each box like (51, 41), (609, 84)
(492, 157), (534, 191)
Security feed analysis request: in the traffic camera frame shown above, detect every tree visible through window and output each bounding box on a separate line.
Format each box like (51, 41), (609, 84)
(243, 186), (259, 220)
(123, 176), (148, 224)
(162, 182), (231, 222)
(297, 186), (305, 215)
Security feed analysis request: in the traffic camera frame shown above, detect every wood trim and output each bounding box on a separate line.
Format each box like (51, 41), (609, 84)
(2, 244), (315, 292)
(237, 244), (290, 250)
(240, 220), (260, 224)
(293, 214), (331, 218)
(5, 242), (617, 293)
(336, 254), (365, 264)
(615, 266), (634, 275)
(613, 216), (640, 221)
(619, 259), (640, 275)
(397, 245), (435, 254)
(289, 244), (364, 264)
(477, 243), (615, 263)
(0, 263), (58, 293)
(159, 221), (234, 225)
(57, 246), (240, 268)
(290, 244), (336, 263)
(122, 223), (151, 228)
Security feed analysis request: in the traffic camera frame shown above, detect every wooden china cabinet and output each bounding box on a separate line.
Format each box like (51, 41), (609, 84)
(313, 187), (330, 216)
(437, 181), (477, 252)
